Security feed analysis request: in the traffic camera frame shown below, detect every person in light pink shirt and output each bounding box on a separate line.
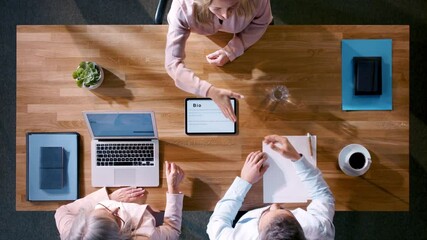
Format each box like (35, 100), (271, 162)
(54, 162), (185, 240)
(165, 0), (273, 121)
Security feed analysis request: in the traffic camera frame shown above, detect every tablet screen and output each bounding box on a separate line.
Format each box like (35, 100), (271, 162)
(185, 98), (237, 134)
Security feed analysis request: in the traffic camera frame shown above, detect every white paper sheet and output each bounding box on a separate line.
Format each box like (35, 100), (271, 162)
(263, 135), (317, 203)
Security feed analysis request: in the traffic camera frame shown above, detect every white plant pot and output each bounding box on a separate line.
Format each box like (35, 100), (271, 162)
(81, 62), (104, 90)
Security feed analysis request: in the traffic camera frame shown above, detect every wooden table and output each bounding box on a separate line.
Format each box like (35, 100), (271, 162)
(16, 25), (409, 211)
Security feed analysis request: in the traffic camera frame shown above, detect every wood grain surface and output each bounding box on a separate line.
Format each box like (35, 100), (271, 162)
(16, 25), (409, 211)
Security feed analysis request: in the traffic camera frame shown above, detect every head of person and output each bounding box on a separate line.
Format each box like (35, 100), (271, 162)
(193, 0), (255, 24)
(66, 204), (133, 240)
(258, 204), (306, 240)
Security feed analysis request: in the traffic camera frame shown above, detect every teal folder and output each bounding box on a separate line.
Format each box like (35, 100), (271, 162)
(26, 132), (79, 201)
(341, 39), (393, 110)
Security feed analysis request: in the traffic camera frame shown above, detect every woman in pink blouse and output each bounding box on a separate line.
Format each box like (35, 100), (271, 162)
(165, 0), (273, 121)
(54, 162), (185, 240)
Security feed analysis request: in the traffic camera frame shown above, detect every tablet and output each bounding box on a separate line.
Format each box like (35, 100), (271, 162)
(185, 98), (237, 135)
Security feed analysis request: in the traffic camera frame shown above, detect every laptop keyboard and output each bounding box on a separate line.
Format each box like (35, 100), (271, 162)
(96, 143), (155, 166)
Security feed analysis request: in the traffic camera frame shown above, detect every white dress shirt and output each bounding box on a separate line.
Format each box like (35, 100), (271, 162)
(207, 156), (335, 240)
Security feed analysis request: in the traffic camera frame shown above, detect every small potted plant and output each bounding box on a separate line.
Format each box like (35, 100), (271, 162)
(72, 61), (104, 90)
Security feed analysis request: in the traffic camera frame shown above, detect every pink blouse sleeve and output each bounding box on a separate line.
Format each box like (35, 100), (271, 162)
(223, 0), (273, 61)
(164, 0), (212, 97)
(150, 193), (184, 240)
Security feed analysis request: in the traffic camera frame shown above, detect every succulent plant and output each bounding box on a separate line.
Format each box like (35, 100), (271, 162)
(72, 61), (101, 88)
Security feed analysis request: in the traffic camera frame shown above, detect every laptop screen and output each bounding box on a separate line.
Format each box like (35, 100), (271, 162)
(85, 112), (157, 138)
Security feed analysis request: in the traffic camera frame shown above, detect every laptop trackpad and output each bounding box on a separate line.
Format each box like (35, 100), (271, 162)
(114, 169), (136, 186)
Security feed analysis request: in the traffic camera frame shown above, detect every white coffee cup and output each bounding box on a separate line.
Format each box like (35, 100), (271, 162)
(338, 144), (372, 176)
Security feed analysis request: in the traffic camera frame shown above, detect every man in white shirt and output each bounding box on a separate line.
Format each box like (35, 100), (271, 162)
(207, 135), (335, 240)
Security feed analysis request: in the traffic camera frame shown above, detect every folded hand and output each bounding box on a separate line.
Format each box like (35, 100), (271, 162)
(206, 49), (230, 66)
(241, 151), (269, 184)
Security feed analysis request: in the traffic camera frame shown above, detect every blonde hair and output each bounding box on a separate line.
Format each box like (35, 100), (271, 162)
(193, 0), (256, 24)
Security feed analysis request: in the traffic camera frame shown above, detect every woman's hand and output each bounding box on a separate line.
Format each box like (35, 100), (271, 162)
(109, 186), (146, 203)
(207, 86), (243, 122)
(165, 161), (185, 194)
(206, 49), (230, 66)
(241, 151), (269, 184)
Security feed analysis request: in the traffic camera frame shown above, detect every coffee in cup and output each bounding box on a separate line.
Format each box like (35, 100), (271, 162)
(338, 144), (372, 176)
(348, 152), (366, 169)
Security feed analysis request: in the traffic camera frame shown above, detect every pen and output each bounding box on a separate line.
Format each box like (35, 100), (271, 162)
(307, 133), (313, 157)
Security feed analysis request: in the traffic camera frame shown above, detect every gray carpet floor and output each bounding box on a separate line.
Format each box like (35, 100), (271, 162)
(1, 0), (426, 239)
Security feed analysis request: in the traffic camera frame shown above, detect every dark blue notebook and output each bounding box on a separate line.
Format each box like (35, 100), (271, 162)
(39, 147), (64, 189)
(26, 132), (79, 201)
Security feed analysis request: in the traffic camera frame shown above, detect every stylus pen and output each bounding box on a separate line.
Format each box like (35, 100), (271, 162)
(307, 133), (313, 157)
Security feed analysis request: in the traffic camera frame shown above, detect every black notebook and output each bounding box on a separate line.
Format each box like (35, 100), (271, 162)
(39, 147), (64, 189)
(353, 57), (382, 95)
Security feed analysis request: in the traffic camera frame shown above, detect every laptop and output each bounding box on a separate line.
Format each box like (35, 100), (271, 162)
(83, 111), (160, 187)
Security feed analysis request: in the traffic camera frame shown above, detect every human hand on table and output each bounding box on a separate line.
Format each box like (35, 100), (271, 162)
(166, 161), (185, 194)
(207, 86), (243, 122)
(109, 186), (146, 203)
(206, 49), (230, 66)
(264, 135), (301, 162)
(241, 151), (269, 184)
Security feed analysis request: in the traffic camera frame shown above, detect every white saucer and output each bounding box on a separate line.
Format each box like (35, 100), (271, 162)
(338, 144), (371, 176)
